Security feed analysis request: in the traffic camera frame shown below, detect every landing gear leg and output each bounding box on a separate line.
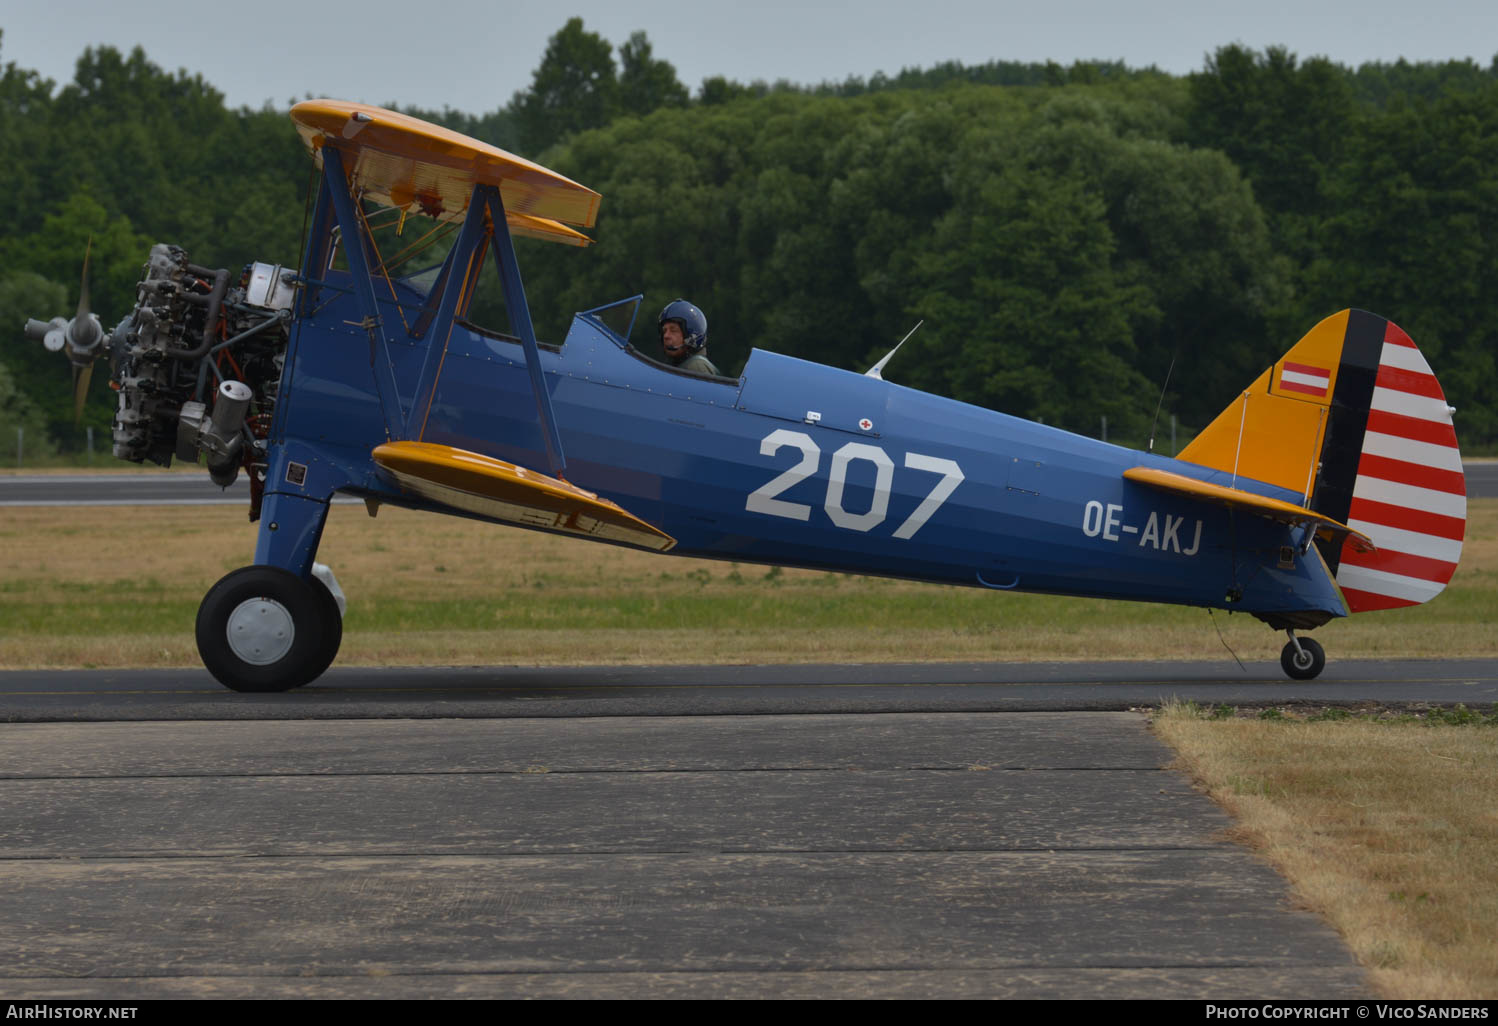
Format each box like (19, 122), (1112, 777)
(197, 491), (342, 693)
(302, 563), (346, 686)
(1280, 630), (1326, 681)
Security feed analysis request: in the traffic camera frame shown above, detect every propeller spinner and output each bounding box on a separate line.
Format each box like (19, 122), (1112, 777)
(21, 239), (107, 423)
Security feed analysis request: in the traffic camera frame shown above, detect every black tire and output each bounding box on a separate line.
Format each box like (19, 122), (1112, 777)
(196, 566), (337, 692)
(297, 575), (344, 687)
(1280, 637), (1326, 680)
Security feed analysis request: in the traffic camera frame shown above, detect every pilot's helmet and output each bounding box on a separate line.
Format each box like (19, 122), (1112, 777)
(658, 299), (707, 352)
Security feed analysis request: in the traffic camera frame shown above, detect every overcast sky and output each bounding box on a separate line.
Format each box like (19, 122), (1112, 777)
(4, 1), (1496, 113)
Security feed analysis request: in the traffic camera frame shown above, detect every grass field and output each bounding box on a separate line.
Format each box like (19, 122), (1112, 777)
(1155, 704), (1498, 999)
(0, 498), (1493, 668)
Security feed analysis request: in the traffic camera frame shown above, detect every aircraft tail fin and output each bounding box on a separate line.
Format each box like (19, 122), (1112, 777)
(1178, 309), (1466, 612)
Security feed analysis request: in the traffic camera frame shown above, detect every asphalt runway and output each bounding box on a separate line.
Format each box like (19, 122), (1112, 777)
(0, 472), (352, 506)
(4, 708), (1367, 999)
(4, 658), (1496, 720)
(4, 659), (1496, 998)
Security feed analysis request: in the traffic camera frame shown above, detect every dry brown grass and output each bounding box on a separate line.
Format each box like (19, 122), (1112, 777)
(1, 498), (1494, 669)
(1155, 709), (1498, 999)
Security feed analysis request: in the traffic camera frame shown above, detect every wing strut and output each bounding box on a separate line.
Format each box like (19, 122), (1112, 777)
(313, 151), (568, 480)
(403, 190), (491, 440)
(319, 146), (406, 441)
(482, 184), (566, 480)
(396, 182), (568, 479)
(297, 171), (335, 319)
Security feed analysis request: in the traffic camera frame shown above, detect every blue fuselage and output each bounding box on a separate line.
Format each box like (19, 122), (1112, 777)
(267, 280), (1345, 620)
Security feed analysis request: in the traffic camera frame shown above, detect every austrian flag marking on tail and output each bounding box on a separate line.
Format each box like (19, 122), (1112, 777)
(1279, 361), (1332, 398)
(1335, 321), (1466, 612)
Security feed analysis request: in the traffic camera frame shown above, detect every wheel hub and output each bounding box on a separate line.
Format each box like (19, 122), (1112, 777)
(225, 597), (295, 665)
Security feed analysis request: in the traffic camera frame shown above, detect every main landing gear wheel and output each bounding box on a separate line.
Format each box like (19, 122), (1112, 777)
(1280, 636), (1326, 680)
(196, 566), (340, 692)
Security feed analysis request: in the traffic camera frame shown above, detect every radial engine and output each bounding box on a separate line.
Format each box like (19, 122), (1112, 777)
(26, 244), (296, 517)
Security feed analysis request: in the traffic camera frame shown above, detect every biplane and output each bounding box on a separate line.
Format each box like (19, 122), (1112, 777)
(21, 100), (1467, 691)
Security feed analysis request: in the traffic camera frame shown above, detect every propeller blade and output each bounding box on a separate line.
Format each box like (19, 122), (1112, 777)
(76, 237), (92, 322)
(73, 362), (94, 425)
(64, 236), (104, 359)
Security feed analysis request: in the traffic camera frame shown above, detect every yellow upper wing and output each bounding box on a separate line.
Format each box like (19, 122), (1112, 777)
(291, 100), (600, 244)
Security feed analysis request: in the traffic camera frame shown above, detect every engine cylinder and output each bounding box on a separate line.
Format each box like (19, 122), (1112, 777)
(211, 381), (254, 438)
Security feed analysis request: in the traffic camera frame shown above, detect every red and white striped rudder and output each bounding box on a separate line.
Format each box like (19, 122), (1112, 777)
(1333, 320), (1466, 612)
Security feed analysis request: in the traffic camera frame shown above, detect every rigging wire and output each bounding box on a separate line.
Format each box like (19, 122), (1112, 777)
(1146, 347), (1179, 455)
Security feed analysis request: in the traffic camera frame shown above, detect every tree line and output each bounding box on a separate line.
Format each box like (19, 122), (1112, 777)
(1, 20), (1494, 454)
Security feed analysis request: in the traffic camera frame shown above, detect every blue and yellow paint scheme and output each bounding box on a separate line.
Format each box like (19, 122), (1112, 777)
(186, 101), (1462, 690)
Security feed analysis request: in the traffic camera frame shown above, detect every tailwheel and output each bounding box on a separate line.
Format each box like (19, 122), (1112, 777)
(1280, 633), (1326, 681)
(196, 566), (340, 692)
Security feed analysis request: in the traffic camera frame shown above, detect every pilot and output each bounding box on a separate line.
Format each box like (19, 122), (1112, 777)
(658, 299), (721, 377)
